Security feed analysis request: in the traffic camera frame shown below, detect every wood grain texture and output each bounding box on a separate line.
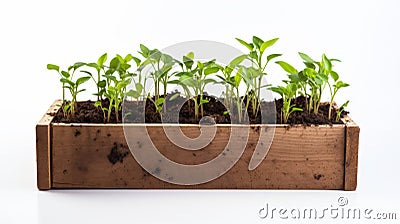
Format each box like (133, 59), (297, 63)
(36, 101), (360, 190)
(36, 100), (61, 190)
(342, 116), (360, 191)
(51, 124), (346, 189)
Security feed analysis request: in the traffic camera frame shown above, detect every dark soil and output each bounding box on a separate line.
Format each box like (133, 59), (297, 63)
(52, 95), (347, 125)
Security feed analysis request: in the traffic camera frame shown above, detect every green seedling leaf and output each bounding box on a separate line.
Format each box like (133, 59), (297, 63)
(276, 61), (298, 74)
(63, 104), (70, 111)
(169, 92), (180, 101)
(235, 38), (253, 51)
(109, 57), (120, 70)
(161, 54), (174, 64)
(124, 54), (133, 62)
(80, 70), (93, 77)
(234, 71), (242, 87)
(97, 53), (108, 67)
(60, 78), (74, 86)
(132, 56), (141, 66)
(61, 71), (70, 78)
(135, 83), (143, 93)
(298, 52), (315, 63)
(94, 101), (102, 107)
(260, 38), (279, 53)
(76, 76), (91, 85)
(304, 68), (317, 78)
(304, 62), (316, 69)
(77, 89), (86, 94)
(73, 62), (86, 70)
(334, 81), (350, 89)
(228, 54), (247, 69)
(200, 99), (209, 105)
(322, 54), (332, 72)
(126, 89), (140, 98)
(183, 56), (194, 70)
(149, 49), (162, 61)
(288, 74), (301, 82)
(249, 51), (258, 60)
(330, 71), (339, 81)
(223, 110), (229, 115)
(186, 52), (194, 59)
(252, 36), (264, 49)
(98, 80), (106, 88)
(47, 64), (59, 72)
(156, 97), (165, 106)
(266, 54), (282, 62)
(86, 63), (99, 69)
(331, 58), (342, 63)
(270, 86), (285, 97)
(204, 67), (219, 75)
(340, 100), (350, 109)
(139, 44), (150, 57)
(291, 107), (303, 112)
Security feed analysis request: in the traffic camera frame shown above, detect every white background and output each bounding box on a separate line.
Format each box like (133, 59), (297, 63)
(0, 0), (399, 223)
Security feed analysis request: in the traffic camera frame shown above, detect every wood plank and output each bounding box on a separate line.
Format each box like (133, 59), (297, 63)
(51, 123), (345, 189)
(342, 116), (360, 191)
(36, 100), (61, 190)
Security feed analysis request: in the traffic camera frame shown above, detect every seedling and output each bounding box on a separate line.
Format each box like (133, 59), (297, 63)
(216, 54), (247, 122)
(336, 100), (349, 122)
(169, 52), (196, 111)
(172, 53), (219, 120)
(101, 54), (135, 122)
(235, 36), (282, 115)
(270, 83), (303, 123)
(47, 62), (89, 117)
(78, 53), (108, 100)
(138, 44), (177, 114)
(46, 37), (351, 125)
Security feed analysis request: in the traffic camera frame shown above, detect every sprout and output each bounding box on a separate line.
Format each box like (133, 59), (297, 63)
(270, 83), (303, 123)
(47, 62), (89, 117)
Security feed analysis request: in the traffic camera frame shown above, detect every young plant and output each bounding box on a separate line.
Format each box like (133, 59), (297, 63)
(47, 62), (89, 117)
(325, 63), (350, 120)
(235, 36), (282, 115)
(169, 52), (196, 111)
(47, 64), (66, 103)
(239, 66), (261, 117)
(173, 54), (219, 120)
(270, 83), (303, 124)
(100, 54), (135, 122)
(138, 44), (177, 114)
(275, 60), (308, 105)
(299, 53), (347, 117)
(81, 53), (112, 100)
(216, 55), (247, 122)
(336, 100), (349, 122)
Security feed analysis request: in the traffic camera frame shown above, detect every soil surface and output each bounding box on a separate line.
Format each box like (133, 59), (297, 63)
(52, 95), (347, 125)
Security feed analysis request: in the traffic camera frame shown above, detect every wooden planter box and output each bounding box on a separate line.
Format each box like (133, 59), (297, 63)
(36, 101), (360, 190)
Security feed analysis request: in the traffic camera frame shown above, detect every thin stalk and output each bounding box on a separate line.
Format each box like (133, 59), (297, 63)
(107, 98), (114, 123)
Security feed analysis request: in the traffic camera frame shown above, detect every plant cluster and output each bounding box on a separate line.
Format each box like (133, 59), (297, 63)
(274, 53), (349, 122)
(47, 36), (350, 124)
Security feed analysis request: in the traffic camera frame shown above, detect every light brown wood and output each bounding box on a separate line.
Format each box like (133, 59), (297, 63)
(51, 124), (346, 189)
(36, 100), (61, 190)
(342, 115), (360, 191)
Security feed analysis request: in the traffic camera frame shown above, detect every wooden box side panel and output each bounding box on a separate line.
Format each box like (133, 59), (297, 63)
(261, 126), (345, 189)
(51, 124), (345, 189)
(344, 120), (360, 191)
(36, 100), (61, 190)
